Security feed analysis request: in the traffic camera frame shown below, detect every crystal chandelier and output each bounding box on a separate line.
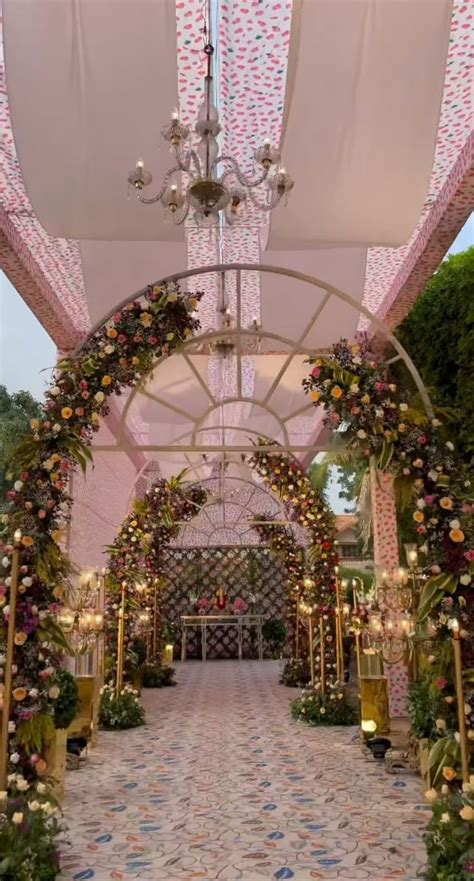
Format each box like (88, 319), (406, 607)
(127, 39), (293, 227)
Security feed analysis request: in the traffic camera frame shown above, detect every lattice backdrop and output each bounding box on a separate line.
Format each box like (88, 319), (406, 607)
(162, 546), (290, 659)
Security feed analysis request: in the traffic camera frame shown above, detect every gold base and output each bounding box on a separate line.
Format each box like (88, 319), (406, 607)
(45, 728), (68, 800)
(360, 675), (390, 736)
(68, 676), (96, 740)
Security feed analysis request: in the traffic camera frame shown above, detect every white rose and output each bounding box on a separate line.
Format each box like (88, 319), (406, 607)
(440, 813), (451, 824)
(50, 386), (60, 397)
(94, 391), (105, 404)
(21, 577), (33, 587)
(417, 499), (426, 508)
(2, 557), (10, 569)
(446, 441), (454, 451)
(449, 519), (460, 530)
(357, 430), (367, 439)
(349, 384), (360, 394)
(36, 782), (47, 795)
(16, 777), (29, 792)
(29, 800), (41, 812)
(29, 688), (39, 698)
(13, 481), (23, 492)
(52, 423), (61, 433)
(399, 403), (408, 411)
(104, 345), (115, 355)
(10, 752), (20, 765)
(12, 812), (23, 824)
(8, 722), (15, 733)
(352, 355), (362, 365)
(432, 418), (442, 427)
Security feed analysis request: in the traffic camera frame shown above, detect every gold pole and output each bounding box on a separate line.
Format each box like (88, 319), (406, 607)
(115, 581), (126, 698)
(352, 586), (362, 689)
(335, 577), (345, 682)
(308, 612), (315, 686)
(153, 580), (158, 661)
(0, 531), (22, 792)
(452, 624), (470, 784)
(295, 592), (300, 660)
(319, 617), (326, 695)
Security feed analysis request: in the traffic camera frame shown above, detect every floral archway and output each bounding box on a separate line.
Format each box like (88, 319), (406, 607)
(0, 282), (202, 857)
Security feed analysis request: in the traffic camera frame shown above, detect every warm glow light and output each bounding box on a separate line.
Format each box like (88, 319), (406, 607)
(13, 529), (22, 545)
(361, 719), (377, 733)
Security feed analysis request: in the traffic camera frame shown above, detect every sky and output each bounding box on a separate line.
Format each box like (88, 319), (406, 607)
(0, 212), (472, 511)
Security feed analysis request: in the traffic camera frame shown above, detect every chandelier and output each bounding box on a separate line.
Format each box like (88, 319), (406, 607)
(127, 39), (293, 227)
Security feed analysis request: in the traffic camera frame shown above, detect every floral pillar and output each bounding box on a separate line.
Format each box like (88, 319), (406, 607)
(370, 458), (409, 717)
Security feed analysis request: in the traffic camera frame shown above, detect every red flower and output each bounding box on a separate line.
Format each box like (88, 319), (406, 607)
(79, 379), (88, 389)
(118, 334), (127, 344)
(113, 312), (122, 323)
(417, 435), (428, 445)
(436, 676), (448, 689)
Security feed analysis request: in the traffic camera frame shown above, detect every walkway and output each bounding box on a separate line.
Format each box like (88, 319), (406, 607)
(59, 661), (428, 881)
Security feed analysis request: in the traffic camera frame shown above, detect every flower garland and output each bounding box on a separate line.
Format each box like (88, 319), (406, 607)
(105, 476), (206, 667)
(247, 441), (338, 685)
(303, 339), (473, 639)
(0, 282), (201, 807)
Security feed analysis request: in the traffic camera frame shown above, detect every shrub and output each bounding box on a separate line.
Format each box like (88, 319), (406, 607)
(98, 684), (145, 730)
(51, 668), (80, 730)
(262, 618), (287, 658)
(0, 794), (62, 881)
(280, 658), (311, 688)
(424, 783), (474, 880)
(291, 683), (357, 726)
(142, 664), (176, 688)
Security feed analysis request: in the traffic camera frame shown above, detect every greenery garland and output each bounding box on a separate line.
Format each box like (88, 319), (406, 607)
(0, 281), (201, 871)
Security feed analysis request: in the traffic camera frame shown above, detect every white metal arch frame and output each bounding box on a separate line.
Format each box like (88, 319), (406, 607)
(80, 262), (433, 458)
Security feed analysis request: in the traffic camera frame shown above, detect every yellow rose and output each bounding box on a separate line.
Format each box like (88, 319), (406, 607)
(189, 298), (198, 310)
(413, 511), (424, 523)
(13, 688), (27, 701)
(442, 767), (456, 782)
(398, 423), (406, 432)
(425, 788), (438, 802)
(311, 390), (321, 402)
(61, 407), (73, 420)
(439, 497), (453, 510)
(30, 419), (40, 430)
(132, 356), (140, 366)
(101, 375), (112, 387)
(449, 528), (465, 543)
(460, 805), (474, 821)
(14, 632), (27, 646)
(361, 394), (370, 404)
(107, 327), (118, 338)
(51, 530), (63, 544)
(331, 386), (343, 399)
(140, 312), (153, 327)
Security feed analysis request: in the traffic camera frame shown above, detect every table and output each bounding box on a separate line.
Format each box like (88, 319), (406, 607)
(181, 614), (264, 662)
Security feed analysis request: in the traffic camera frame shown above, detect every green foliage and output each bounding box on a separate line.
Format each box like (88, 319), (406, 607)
(125, 637), (148, 677)
(338, 567), (374, 599)
(0, 799), (61, 881)
(16, 714), (55, 754)
(99, 684), (145, 730)
(396, 247), (474, 458)
(0, 386), (43, 508)
(262, 618), (287, 657)
(142, 664), (176, 688)
(52, 669), (80, 730)
(291, 684), (357, 726)
(280, 658), (311, 688)
(424, 786), (474, 881)
(408, 675), (436, 740)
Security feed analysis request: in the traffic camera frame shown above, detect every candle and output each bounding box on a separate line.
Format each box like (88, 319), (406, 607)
(163, 644), (174, 666)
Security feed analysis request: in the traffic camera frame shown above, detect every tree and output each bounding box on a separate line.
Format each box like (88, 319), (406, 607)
(396, 246), (474, 458)
(0, 386), (43, 506)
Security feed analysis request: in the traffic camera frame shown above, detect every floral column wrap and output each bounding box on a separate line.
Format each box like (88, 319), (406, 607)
(370, 459), (409, 717)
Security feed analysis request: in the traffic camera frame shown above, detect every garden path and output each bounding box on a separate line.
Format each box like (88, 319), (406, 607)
(59, 661), (428, 881)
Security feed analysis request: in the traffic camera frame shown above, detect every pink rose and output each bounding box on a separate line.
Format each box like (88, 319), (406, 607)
(149, 336), (158, 345)
(113, 312), (122, 323)
(461, 503), (472, 514)
(424, 495), (435, 505)
(81, 391), (90, 400)
(47, 401), (56, 411)
(417, 525), (427, 534)
(6, 490), (16, 500)
(38, 510), (46, 519)
(311, 366), (321, 378)
(431, 564), (441, 575)
(374, 382), (385, 391)
(79, 380), (88, 389)
(464, 549), (474, 562)
(417, 435), (428, 445)
(436, 676), (448, 689)
(75, 407), (85, 417)
(118, 334), (127, 344)
(20, 472), (29, 481)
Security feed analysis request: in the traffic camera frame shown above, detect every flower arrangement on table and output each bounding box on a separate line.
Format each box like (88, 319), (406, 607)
(232, 597), (248, 615)
(197, 596), (211, 615)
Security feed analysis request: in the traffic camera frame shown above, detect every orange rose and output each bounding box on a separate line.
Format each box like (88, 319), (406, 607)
(442, 767), (456, 782)
(440, 497), (454, 510)
(107, 328), (118, 338)
(14, 632), (27, 646)
(449, 528), (465, 543)
(311, 390), (321, 402)
(36, 759), (48, 775)
(331, 386), (343, 399)
(21, 536), (34, 548)
(13, 688), (27, 701)
(413, 511), (424, 523)
(61, 407), (73, 420)
(51, 530), (63, 544)
(101, 375), (112, 387)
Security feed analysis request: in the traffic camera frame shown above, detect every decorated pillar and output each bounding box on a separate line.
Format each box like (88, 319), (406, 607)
(370, 459), (409, 717)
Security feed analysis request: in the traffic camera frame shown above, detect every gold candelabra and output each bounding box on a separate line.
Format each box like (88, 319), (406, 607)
(451, 619), (471, 784)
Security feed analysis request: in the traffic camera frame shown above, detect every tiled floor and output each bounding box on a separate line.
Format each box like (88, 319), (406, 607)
(59, 661), (428, 881)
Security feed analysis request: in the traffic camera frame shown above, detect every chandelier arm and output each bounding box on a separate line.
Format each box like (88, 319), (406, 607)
(175, 201), (191, 225)
(188, 149), (203, 179)
(173, 145), (192, 173)
(212, 155), (269, 188)
(137, 165), (184, 205)
(247, 187), (282, 212)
